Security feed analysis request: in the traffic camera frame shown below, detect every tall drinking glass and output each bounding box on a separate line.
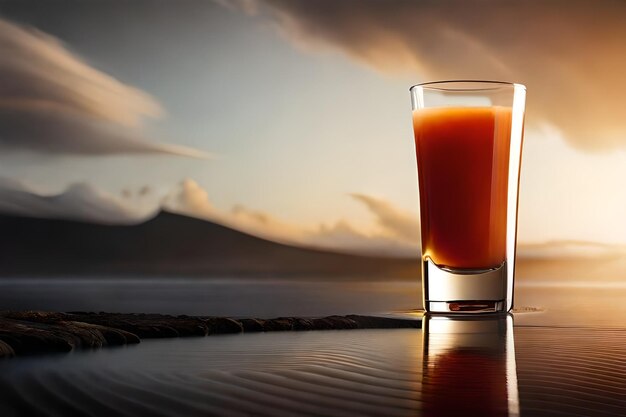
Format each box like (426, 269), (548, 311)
(410, 81), (526, 313)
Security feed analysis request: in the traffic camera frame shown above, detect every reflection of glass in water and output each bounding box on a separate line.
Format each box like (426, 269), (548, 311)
(422, 314), (519, 417)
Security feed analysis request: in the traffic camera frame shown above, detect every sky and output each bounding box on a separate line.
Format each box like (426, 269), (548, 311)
(0, 0), (625, 257)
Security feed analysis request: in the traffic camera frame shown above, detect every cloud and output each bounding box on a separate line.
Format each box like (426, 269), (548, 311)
(350, 194), (419, 242)
(3, 176), (625, 259)
(0, 17), (209, 157)
(0, 175), (418, 256)
(213, 0), (258, 15)
(165, 178), (419, 256)
(307, 219), (417, 257)
(163, 178), (309, 244)
(229, 204), (305, 240)
(517, 240), (626, 260)
(235, 0), (626, 150)
(0, 178), (159, 225)
(171, 178), (215, 215)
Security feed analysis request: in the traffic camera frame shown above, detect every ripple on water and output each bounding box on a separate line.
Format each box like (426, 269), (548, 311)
(0, 327), (625, 416)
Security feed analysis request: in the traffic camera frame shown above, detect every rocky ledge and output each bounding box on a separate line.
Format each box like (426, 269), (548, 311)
(0, 311), (421, 357)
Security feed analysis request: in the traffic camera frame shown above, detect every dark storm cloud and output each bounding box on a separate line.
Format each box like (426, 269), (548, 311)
(0, 17), (208, 157)
(238, 0), (626, 150)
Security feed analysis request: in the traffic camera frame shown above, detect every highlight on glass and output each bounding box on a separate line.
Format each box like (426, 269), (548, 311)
(410, 80), (526, 313)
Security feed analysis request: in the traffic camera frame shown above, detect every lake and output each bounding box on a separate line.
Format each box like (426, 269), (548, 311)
(0, 277), (625, 327)
(1, 277), (625, 416)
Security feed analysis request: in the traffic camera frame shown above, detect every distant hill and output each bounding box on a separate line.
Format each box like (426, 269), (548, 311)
(0, 211), (419, 279)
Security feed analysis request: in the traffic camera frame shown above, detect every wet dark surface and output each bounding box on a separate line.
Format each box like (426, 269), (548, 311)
(0, 317), (624, 416)
(0, 278), (625, 416)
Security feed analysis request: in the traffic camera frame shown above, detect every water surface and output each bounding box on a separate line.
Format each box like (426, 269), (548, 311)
(0, 277), (624, 327)
(1, 277), (625, 416)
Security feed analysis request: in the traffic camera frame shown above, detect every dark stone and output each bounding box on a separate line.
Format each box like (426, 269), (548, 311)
(292, 317), (315, 330)
(346, 315), (422, 329)
(55, 321), (107, 348)
(205, 317), (243, 334)
(0, 340), (15, 357)
(239, 318), (264, 332)
(0, 310), (422, 358)
(0, 311), (141, 346)
(65, 321), (140, 345)
(312, 316), (358, 330)
(310, 317), (334, 330)
(1, 310), (70, 323)
(0, 319), (76, 354)
(263, 318), (294, 331)
(65, 313), (208, 338)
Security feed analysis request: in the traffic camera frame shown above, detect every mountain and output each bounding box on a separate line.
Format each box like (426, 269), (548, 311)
(0, 211), (419, 278)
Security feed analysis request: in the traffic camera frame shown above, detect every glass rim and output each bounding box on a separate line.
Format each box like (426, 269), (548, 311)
(409, 80), (526, 92)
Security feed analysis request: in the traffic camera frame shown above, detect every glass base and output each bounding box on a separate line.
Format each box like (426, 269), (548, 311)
(422, 258), (511, 314)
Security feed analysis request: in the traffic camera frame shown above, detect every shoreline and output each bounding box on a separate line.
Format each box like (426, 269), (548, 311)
(0, 311), (422, 358)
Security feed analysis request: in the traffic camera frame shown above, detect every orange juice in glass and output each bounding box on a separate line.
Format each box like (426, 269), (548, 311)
(410, 81), (526, 313)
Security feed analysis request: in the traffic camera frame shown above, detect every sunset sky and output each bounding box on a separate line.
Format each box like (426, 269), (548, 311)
(1, 0), (626, 256)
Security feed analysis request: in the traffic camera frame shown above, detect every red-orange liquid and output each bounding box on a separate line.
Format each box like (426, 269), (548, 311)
(423, 349), (509, 417)
(413, 107), (512, 270)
